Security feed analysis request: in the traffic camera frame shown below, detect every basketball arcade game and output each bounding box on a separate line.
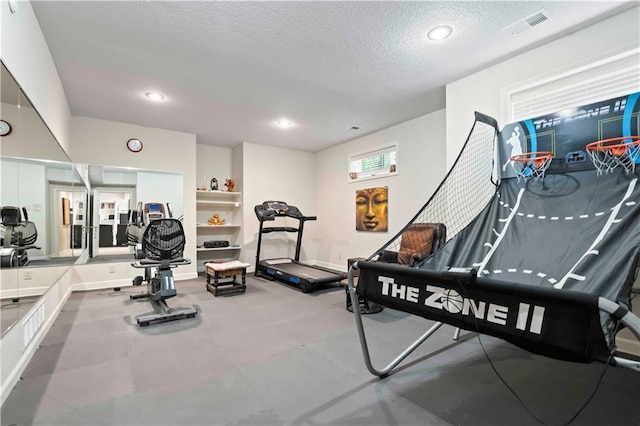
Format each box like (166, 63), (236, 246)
(348, 92), (640, 379)
(254, 201), (347, 293)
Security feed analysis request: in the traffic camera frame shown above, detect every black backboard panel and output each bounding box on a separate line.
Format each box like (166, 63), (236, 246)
(499, 93), (640, 178)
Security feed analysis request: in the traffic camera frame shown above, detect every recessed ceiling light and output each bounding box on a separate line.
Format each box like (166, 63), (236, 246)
(427, 25), (453, 41)
(276, 119), (294, 129)
(144, 91), (166, 101)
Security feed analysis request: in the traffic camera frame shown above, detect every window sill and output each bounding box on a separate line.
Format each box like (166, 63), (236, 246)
(347, 171), (399, 184)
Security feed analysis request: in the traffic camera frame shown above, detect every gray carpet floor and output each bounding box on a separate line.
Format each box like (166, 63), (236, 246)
(2, 275), (639, 425)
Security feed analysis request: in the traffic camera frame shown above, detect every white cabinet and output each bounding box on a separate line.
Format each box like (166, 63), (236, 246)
(196, 190), (242, 268)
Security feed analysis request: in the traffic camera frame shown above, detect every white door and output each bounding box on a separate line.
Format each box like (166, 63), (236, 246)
(90, 187), (135, 258)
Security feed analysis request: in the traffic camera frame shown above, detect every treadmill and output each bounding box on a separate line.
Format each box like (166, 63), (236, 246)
(254, 201), (346, 293)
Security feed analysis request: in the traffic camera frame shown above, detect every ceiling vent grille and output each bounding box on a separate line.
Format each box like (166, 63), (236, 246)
(504, 8), (550, 35)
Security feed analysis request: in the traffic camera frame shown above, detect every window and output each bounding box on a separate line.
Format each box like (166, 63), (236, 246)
(348, 143), (398, 182)
(507, 48), (640, 122)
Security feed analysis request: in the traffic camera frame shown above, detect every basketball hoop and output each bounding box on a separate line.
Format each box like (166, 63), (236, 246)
(509, 151), (553, 182)
(586, 136), (640, 175)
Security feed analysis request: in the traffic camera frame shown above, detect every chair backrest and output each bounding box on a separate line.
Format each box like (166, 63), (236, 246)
(397, 223), (446, 266)
(1, 206), (21, 227)
(1, 206), (38, 246)
(141, 218), (185, 260)
(13, 221), (38, 247)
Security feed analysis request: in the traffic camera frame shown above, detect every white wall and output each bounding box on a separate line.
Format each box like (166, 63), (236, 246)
(137, 172), (183, 219)
(0, 103), (69, 162)
(315, 109), (446, 271)
(232, 143), (244, 256)
(446, 6), (640, 167)
(0, 160), (19, 208)
(102, 170), (137, 186)
(0, 266), (67, 300)
(196, 144), (232, 190)
(19, 162), (47, 257)
(240, 142), (316, 267)
(1, 268), (73, 404)
(0, 1), (72, 154)
(70, 116), (198, 281)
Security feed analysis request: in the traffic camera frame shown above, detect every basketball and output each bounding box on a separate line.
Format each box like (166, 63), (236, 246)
(441, 289), (464, 313)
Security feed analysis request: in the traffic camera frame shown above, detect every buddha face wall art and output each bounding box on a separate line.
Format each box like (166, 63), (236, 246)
(355, 186), (388, 232)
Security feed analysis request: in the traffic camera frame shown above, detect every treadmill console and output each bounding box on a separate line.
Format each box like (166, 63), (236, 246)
(255, 201), (303, 220)
(144, 203), (166, 223)
(266, 201), (289, 214)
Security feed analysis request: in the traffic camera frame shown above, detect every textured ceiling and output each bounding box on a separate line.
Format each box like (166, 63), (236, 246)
(30, 1), (636, 152)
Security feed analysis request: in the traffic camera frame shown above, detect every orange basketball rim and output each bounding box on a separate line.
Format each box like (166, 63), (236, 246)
(586, 136), (640, 156)
(510, 151), (554, 167)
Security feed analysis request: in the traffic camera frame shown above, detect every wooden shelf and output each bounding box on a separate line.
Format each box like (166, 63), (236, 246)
(196, 190), (240, 197)
(196, 190), (242, 258)
(197, 246), (242, 252)
(196, 200), (241, 207)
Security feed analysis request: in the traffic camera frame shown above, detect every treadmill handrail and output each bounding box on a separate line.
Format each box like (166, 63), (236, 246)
(262, 227), (300, 233)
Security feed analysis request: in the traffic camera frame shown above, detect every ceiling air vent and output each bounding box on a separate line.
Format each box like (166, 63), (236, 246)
(504, 8), (550, 35)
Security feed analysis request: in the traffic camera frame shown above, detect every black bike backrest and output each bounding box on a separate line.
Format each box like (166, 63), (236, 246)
(1, 206), (22, 227)
(141, 218), (185, 260)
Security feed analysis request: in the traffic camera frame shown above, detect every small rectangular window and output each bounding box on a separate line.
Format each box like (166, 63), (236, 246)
(508, 48), (640, 122)
(348, 143), (398, 182)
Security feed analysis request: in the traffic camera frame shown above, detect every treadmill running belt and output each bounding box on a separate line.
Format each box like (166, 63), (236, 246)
(274, 262), (341, 281)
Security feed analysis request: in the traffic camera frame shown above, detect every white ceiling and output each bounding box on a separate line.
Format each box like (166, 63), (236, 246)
(31, 1), (636, 152)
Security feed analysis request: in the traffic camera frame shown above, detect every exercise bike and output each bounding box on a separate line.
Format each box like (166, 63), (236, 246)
(128, 203), (197, 326)
(127, 202), (165, 284)
(0, 206), (39, 267)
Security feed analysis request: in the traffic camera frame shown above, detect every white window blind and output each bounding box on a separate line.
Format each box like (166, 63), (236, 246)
(511, 49), (640, 122)
(348, 143), (398, 181)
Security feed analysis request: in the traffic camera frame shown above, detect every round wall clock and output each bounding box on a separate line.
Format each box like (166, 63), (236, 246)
(127, 138), (143, 153)
(0, 120), (12, 137)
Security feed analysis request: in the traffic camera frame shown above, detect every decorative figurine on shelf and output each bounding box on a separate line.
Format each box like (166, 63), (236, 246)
(210, 178), (218, 191)
(208, 214), (226, 225)
(224, 179), (236, 192)
(197, 176), (208, 191)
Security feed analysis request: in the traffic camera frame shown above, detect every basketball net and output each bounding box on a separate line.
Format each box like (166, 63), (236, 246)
(586, 136), (640, 176)
(509, 151), (553, 183)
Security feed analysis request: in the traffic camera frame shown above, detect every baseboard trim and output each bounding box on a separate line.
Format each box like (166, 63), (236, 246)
(1, 279), (73, 405)
(71, 271), (198, 292)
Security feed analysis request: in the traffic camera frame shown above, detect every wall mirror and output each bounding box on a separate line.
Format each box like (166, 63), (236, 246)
(1, 61), (88, 335)
(83, 164), (183, 263)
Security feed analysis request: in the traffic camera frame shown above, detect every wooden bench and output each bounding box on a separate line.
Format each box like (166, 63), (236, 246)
(204, 261), (251, 296)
